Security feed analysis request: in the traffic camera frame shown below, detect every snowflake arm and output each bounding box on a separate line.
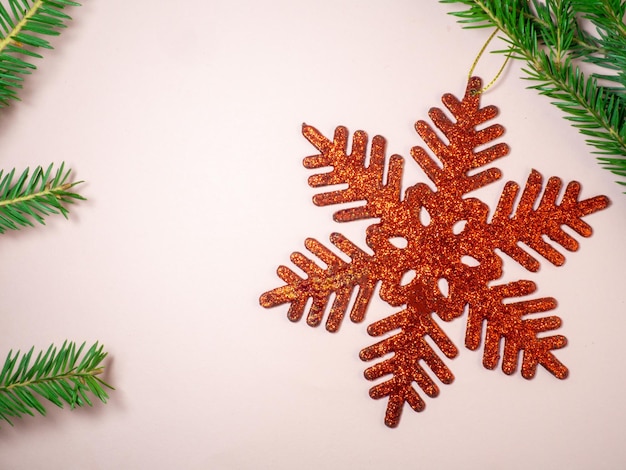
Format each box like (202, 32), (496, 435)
(410, 76), (510, 195)
(302, 124), (405, 222)
(359, 299), (457, 428)
(490, 170), (610, 271)
(260, 233), (377, 332)
(466, 280), (568, 379)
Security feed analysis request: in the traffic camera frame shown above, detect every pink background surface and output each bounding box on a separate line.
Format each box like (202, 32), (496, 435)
(1, 1), (625, 468)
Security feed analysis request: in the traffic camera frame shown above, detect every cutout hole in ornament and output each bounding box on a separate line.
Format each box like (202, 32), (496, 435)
(419, 207), (431, 226)
(461, 255), (480, 267)
(437, 277), (449, 297)
(400, 269), (416, 286)
(452, 220), (467, 235)
(389, 236), (408, 249)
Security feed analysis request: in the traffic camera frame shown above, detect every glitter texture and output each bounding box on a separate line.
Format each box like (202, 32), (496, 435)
(260, 77), (609, 427)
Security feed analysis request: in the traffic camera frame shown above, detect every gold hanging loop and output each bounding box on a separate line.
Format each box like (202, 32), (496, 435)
(468, 28), (511, 94)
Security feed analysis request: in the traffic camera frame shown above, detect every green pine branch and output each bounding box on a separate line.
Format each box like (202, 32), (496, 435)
(0, 1), (107, 429)
(0, 162), (84, 233)
(441, 0), (626, 189)
(571, 0), (626, 92)
(0, 0), (80, 107)
(0, 341), (113, 425)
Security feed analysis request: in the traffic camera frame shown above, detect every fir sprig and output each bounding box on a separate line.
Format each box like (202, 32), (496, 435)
(441, 0), (626, 189)
(0, 162), (84, 233)
(0, 0), (106, 429)
(0, 341), (112, 425)
(0, 0), (80, 107)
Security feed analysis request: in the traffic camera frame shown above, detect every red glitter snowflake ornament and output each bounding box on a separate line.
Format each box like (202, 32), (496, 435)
(260, 77), (609, 428)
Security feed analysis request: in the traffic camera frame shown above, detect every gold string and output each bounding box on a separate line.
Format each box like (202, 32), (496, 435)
(468, 28), (511, 94)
